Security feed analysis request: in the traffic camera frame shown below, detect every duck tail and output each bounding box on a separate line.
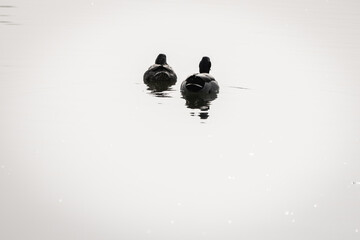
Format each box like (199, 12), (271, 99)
(154, 71), (170, 82)
(185, 75), (205, 92)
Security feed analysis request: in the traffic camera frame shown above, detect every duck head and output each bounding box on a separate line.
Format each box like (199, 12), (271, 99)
(155, 54), (167, 65)
(199, 56), (211, 73)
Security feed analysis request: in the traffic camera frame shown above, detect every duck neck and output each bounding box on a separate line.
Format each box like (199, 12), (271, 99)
(199, 67), (210, 74)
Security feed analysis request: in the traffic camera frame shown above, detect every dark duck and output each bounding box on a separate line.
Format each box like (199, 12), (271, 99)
(143, 54), (177, 91)
(180, 56), (219, 99)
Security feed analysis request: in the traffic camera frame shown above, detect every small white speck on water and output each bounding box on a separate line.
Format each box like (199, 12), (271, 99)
(343, 162), (348, 165)
(228, 220), (232, 224)
(313, 204), (317, 208)
(170, 220), (175, 224)
(268, 140), (273, 144)
(265, 173), (270, 177)
(291, 219), (296, 223)
(248, 152), (255, 157)
(355, 229), (359, 233)
(266, 187), (271, 192)
(90, 1), (94, 6)
(177, 202), (182, 206)
(228, 176), (235, 180)
(0, 165), (4, 169)
(58, 198), (63, 203)
(290, 212), (294, 215)
(109, 143), (113, 147)
(285, 211), (290, 215)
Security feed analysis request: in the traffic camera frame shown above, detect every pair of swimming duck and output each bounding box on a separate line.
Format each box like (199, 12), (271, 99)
(143, 54), (219, 96)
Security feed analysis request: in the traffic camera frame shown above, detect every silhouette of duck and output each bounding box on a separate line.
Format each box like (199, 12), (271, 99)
(180, 56), (219, 98)
(143, 54), (177, 91)
(181, 57), (219, 120)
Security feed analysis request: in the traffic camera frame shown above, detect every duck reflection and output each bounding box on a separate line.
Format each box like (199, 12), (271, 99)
(146, 87), (175, 98)
(143, 53), (177, 93)
(181, 56), (219, 119)
(182, 92), (218, 119)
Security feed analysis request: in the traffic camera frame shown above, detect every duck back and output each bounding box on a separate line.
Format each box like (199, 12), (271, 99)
(143, 65), (177, 92)
(181, 73), (219, 96)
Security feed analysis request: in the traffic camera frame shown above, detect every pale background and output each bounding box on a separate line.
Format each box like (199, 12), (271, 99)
(1, 0), (360, 239)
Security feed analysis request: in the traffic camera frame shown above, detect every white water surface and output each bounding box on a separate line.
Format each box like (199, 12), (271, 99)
(1, 0), (360, 239)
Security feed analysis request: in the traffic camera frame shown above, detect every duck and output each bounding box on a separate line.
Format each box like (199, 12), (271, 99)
(180, 56), (219, 99)
(143, 54), (177, 91)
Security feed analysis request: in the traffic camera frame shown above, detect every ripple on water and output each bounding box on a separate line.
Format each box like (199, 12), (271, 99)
(0, 5), (16, 25)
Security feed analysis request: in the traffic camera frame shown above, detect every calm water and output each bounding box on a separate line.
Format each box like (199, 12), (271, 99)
(1, 0), (360, 239)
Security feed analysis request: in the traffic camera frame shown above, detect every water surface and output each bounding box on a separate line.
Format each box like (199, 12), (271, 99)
(1, 1), (360, 239)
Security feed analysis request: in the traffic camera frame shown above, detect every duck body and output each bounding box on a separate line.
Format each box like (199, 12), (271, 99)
(180, 73), (219, 100)
(180, 56), (219, 101)
(143, 54), (177, 91)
